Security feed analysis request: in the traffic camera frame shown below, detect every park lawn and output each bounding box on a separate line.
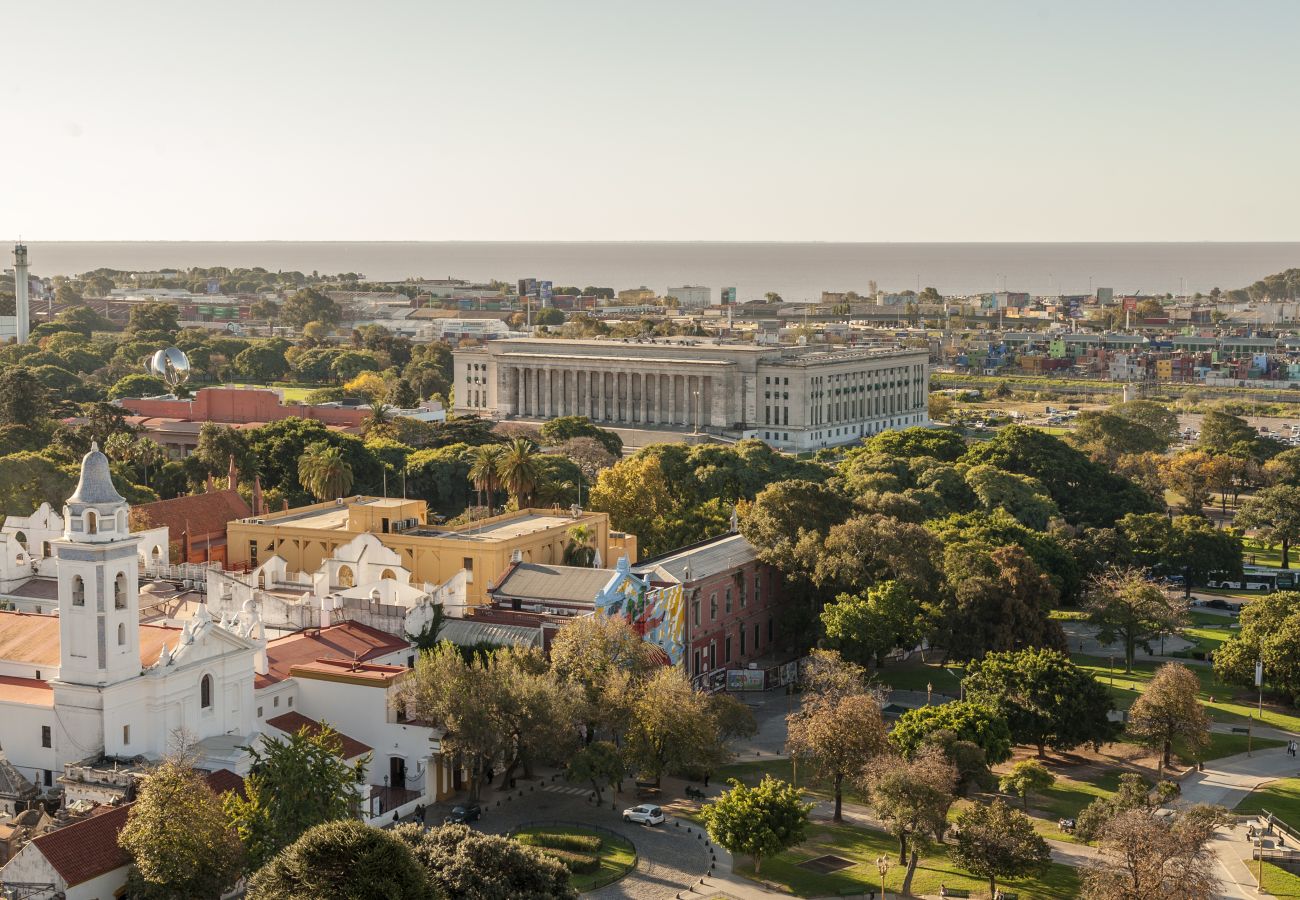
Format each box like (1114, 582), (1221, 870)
(1254, 859), (1300, 898)
(1233, 777), (1300, 828)
(512, 826), (636, 893)
(735, 821), (1080, 899)
(1071, 654), (1300, 734)
(1242, 537), (1292, 569)
(1178, 620), (1238, 656)
(1020, 770), (1121, 842)
(713, 758), (869, 806)
(868, 660), (966, 697)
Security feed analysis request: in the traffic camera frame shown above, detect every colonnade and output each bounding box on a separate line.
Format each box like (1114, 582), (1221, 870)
(503, 365), (715, 428)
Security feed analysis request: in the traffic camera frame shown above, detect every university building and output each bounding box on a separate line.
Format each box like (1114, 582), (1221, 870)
(454, 337), (929, 451)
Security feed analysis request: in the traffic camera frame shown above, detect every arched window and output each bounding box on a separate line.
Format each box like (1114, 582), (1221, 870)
(117, 622), (125, 646)
(14, 531), (26, 550)
(114, 573), (127, 610)
(338, 565), (354, 589)
(72, 576), (85, 607)
(150, 546), (162, 564)
(41, 541), (51, 558)
(200, 674), (213, 710)
(86, 511), (97, 535)
(380, 569), (396, 581)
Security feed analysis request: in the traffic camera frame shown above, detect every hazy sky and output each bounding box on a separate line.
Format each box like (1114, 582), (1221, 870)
(5, 0), (1299, 242)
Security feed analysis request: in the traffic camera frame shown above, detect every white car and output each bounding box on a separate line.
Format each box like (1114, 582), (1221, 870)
(622, 804), (665, 826)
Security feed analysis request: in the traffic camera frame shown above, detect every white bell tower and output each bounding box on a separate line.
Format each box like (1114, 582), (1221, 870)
(52, 443), (142, 686)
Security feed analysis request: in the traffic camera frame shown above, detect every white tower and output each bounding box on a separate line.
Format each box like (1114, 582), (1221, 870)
(12, 244), (29, 344)
(53, 443), (142, 686)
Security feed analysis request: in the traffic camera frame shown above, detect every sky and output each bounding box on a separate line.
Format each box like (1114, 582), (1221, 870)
(3, 0), (1299, 242)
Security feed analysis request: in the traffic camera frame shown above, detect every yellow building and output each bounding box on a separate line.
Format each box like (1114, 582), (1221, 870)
(226, 497), (637, 607)
(1155, 358), (1173, 380)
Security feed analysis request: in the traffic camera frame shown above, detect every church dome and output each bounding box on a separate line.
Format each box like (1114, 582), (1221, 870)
(67, 442), (126, 506)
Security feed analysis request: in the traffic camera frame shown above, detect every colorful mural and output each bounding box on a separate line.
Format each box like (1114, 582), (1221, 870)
(594, 557), (687, 666)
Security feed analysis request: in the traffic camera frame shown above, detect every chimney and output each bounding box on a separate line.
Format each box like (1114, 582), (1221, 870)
(252, 475), (263, 516)
(227, 455), (238, 491)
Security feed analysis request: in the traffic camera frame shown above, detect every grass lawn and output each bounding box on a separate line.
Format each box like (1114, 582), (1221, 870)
(512, 826), (636, 893)
(713, 758), (870, 806)
(1243, 537), (1295, 570)
(869, 660), (966, 697)
(737, 821), (1080, 899)
(1177, 617), (1238, 657)
(1071, 653), (1300, 735)
(1254, 859), (1300, 898)
(1234, 777), (1300, 829)
(1017, 770), (1121, 842)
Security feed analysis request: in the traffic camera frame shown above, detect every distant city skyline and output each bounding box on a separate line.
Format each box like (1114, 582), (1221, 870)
(4, 0), (1299, 243)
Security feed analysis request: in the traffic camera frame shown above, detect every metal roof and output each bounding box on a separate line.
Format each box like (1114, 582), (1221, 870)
(635, 532), (757, 584)
(67, 442), (125, 506)
(490, 563), (617, 604)
(439, 618), (541, 649)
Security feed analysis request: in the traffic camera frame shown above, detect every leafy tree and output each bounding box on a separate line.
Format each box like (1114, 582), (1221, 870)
(1236, 484), (1300, 568)
(496, 437), (541, 507)
(624, 666), (732, 785)
(128, 303), (180, 334)
(813, 513), (943, 599)
(539, 415), (623, 456)
(119, 758), (243, 899)
(999, 760), (1055, 810)
(701, 776), (812, 874)
(1117, 513), (1242, 598)
(108, 373), (168, 400)
(963, 464), (1060, 530)
(565, 740), (625, 803)
(393, 823), (575, 900)
(963, 649), (1117, 757)
(281, 288), (342, 328)
(467, 444), (502, 510)
(0, 452), (76, 515)
(1071, 411), (1169, 464)
(854, 426), (968, 462)
(1081, 804), (1228, 900)
(330, 350), (381, 383)
(343, 371), (389, 406)
(1213, 591), (1300, 703)
(951, 799), (1051, 899)
(786, 688), (888, 822)
(1087, 568), (1187, 672)
(889, 701), (1013, 765)
(740, 479), (851, 574)
(1074, 772), (1180, 843)
(193, 423), (257, 482)
(234, 344), (290, 383)
(298, 441), (355, 500)
(820, 581), (928, 668)
(389, 377), (418, 408)
(928, 509), (1082, 603)
(1127, 662), (1210, 771)
(246, 820), (433, 900)
(1112, 400), (1180, 448)
(937, 543), (1067, 660)
(404, 444), (474, 516)
(0, 366), (49, 425)
(225, 724), (366, 870)
(1198, 410), (1256, 455)
(862, 748), (957, 894)
(961, 425), (1158, 527)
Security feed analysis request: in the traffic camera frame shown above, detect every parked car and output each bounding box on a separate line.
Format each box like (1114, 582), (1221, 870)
(622, 804), (665, 826)
(445, 804), (481, 824)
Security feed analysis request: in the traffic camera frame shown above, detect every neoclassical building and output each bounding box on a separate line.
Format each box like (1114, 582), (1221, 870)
(454, 337), (930, 451)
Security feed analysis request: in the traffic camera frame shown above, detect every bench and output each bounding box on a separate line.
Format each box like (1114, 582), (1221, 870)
(942, 891), (971, 899)
(1231, 727), (1250, 734)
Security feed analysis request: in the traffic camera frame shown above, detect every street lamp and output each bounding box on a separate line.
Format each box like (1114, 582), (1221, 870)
(876, 854), (891, 900)
(926, 682), (933, 706)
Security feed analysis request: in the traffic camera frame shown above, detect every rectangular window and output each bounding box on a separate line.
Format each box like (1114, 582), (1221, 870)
(693, 649), (701, 676)
(257, 706), (264, 718)
(768, 617), (774, 642)
(288, 696), (294, 707)
(463, 557), (473, 572)
(273, 696), (280, 708)
(41, 726), (51, 748)
(725, 587), (732, 614)
(123, 725), (130, 746)
(249, 540), (258, 565)
(739, 626), (746, 656)
(44, 770), (52, 787)
(692, 599), (700, 627)
(754, 622), (761, 649)
(724, 635), (732, 663)
(709, 593), (717, 621)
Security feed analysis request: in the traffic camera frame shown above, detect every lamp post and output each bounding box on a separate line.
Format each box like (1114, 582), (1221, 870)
(926, 682), (933, 706)
(876, 854), (891, 900)
(1109, 654), (1115, 687)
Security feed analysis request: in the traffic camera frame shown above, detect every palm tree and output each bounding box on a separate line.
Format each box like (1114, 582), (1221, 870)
(495, 438), (540, 509)
(468, 445), (502, 512)
(298, 442), (354, 501)
(364, 403), (395, 438)
(562, 523), (595, 566)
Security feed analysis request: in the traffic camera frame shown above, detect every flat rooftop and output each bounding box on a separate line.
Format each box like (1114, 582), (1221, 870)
(415, 513), (576, 542)
(249, 496), (415, 531)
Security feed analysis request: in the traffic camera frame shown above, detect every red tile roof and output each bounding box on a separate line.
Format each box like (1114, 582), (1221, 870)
(32, 803), (131, 888)
(0, 675), (53, 707)
(133, 489), (251, 541)
(204, 768), (246, 799)
(0, 612), (180, 670)
(266, 711), (372, 759)
(260, 621), (409, 689)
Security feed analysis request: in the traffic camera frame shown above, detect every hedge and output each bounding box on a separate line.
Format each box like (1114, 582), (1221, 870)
(533, 847), (600, 875)
(516, 831), (603, 854)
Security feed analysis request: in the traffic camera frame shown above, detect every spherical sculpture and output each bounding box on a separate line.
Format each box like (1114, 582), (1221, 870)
(147, 347), (191, 390)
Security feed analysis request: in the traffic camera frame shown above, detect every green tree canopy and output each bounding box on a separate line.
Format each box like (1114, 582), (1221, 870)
(247, 820), (433, 900)
(889, 701), (1013, 765)
(1086, 567), (1188, 672)
(1213, 591), (1300, 703)
(392, 823), (575, 900)
(701, 776), (812, 874)
(1127, 662), (1210, 771)
(951, 799), (1051, 899)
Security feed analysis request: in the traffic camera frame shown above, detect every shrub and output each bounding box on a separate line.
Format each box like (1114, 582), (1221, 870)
(533, 847), (600, 874)
(516, 831), (603, 854)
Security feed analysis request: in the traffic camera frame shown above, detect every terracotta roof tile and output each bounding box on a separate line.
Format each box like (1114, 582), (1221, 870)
(133, 489), (251, 541)
(0, 611), (181, 671)
(204, 768), (246, 799)
(0, 676), (53, 707)
(266, 711), (372, 759)
(259, 622), (409, 689)
(32, 803), (131, 887)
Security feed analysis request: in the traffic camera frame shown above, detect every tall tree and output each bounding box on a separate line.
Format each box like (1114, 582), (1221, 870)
(1235, 484), (1300, 568)
(623, 666), (731, 785)
(938, 543), (1067, 660)
(889, 701), (1013, 765)
(0, 366), (49, 425)
(1127, 662), (1210, 771)
(1213, 591), (1300, 703)
(701, 776), (812, 875)
(820, 580), (929, 668)
(119, 759), (243, 899)
(467, 444), (502, 510)
(247, 820), (434, 900)
(496, 437), (541, 507)
(1081, 805), (1227, 900)
(225, 724), (366, 870)
(998, 760), (1055, 810)
(863, 748), (957, 894)
(963, 649), (1117, 757)
(565, 740), (625, 803)
(1087, 568), (1188, 672)
(951, 799), (1051, 899)
(787, 690), (888, 822)
(297, 441), (355, 500)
